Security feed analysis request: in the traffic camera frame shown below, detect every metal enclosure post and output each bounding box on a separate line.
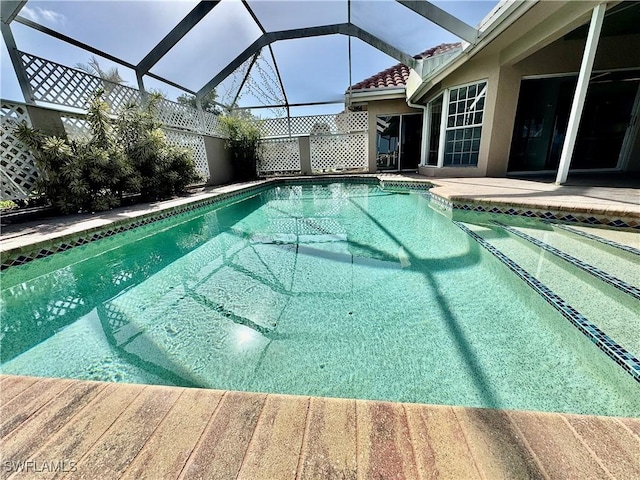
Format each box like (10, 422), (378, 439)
(555, 3), (606, 185)
(1, 22), (34, 103)
(437, 89), (450, 168)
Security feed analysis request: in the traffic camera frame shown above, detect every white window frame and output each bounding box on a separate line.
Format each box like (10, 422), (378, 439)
(424, 79), (488, 168)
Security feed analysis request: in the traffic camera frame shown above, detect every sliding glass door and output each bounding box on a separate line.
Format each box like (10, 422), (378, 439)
(376, 113), (423, 171)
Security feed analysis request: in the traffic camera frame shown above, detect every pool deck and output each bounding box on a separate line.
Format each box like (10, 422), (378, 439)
(1, 174), (638, 254)
(1, 176), (639, 478)
(1, 374), (639, 479)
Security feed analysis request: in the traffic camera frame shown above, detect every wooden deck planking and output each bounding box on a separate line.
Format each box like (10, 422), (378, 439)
(1, 375), (639, 480)
(297, 396), (357, 480)
(403, 403), (481, 479)
(12, 383), (142, 480)
(120, 387), (222, 480)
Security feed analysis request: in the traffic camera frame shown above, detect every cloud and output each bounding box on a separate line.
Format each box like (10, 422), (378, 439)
(21, 6), (66, 26)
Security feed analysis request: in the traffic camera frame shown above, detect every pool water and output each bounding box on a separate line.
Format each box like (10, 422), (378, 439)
(2, 183), (639, 416)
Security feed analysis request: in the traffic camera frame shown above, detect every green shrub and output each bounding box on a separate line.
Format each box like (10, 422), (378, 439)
(219, 115), (262, 181)
(116, 93), (201, 201)
(14, 89), (202, 213)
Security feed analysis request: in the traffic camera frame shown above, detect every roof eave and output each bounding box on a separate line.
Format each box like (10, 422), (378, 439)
(346, 87), (407, 104)
(407, 0), (539, 103)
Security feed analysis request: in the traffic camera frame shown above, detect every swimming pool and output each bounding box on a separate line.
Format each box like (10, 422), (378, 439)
(2, 181), (639, 416)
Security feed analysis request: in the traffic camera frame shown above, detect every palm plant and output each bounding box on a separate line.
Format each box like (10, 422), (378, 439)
(75, 56), (125, 95)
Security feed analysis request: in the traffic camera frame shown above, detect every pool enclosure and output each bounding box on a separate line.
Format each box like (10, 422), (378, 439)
(1, 0), (488, 201)
(2, 1), (639, 202)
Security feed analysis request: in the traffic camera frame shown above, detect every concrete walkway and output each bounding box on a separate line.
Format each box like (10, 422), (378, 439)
(426, 177), (640, 217)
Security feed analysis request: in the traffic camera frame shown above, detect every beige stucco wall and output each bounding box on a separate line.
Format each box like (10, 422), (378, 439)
(365, 98), (421, 172)
(415, 30), (640, 178)
(419, 53), (517, 177)
(203, 135), (233, 186)
(26, 105), (66, 137)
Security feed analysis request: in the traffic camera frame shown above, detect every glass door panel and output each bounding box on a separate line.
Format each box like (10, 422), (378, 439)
(400, 114), (423, 170)
(376, 115), (400, 171)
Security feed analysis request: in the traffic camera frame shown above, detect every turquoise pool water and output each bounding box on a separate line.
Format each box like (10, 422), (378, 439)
(2, 183), (639, 416)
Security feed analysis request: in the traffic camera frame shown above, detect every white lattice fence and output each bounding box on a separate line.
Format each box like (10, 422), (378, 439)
(310, 133), (368, 172)
(258, 112), (368, 138)
(1, 102), (38, 200)
(157, 99), (202, 133)
(202, 111), (223, 137)
(163, 129), (210, 181)
(258, 138), (301, 173)
(259, 112), (367, 138)
(20, 52), (141, 114)
(61, 115), (92, 141)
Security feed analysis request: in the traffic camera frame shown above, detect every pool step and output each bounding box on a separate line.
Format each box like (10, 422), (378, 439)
(455, 221), (640, 382)
(493, 222), (640, 301)
(549, 222), (640, 257)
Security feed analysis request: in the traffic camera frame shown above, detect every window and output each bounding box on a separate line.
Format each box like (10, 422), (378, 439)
(426, 95), (443, 166)
(443, 81), (487, 166)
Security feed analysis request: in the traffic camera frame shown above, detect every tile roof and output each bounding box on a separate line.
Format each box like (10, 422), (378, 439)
(348, 43), (462, 91)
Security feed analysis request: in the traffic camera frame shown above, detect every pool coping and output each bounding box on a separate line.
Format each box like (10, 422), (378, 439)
(1, 174), (638, 270)
(2, 374), (639, 479)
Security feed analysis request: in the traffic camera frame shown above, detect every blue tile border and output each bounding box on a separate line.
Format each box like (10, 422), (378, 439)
(495, 222), (640, 302)
(454, 221), (640, 384)
(379, 180), (432, 191)
(427, 192), (640, 231)
(548, 222), (640, 257)
(0, 183), (272, 270)
(0, 176), (434, 271)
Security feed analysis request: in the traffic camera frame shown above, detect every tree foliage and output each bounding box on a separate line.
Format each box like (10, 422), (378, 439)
(176, 90), (221, 114)
(219, 115), (262, 181)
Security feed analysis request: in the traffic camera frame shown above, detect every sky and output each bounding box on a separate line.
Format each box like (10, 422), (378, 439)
(1, 0), (498, 117)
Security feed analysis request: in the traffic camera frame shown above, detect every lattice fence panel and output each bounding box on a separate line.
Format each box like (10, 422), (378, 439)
(342, 111), (368, 132)
(20, 52), (140, 114)
(157, 98), (202, 133)
(258, 138), (301, 173)
(202, 111), (224, 137)
(257, 117), (289, 138)
(257, 112), (367, 138)
(61, 115), (92, 141)
(310, 133), (368, 172)
(1, 102), (39, 200)
(163, 129), (210, 180)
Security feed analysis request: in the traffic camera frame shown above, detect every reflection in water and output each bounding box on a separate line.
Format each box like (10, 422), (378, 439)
(2, 183), (639, 416)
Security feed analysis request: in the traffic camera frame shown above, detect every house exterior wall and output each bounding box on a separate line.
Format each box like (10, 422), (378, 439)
(364, 98), (420, 172)
(417, 31), (640, 178)
(418, 54), (515, 177)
